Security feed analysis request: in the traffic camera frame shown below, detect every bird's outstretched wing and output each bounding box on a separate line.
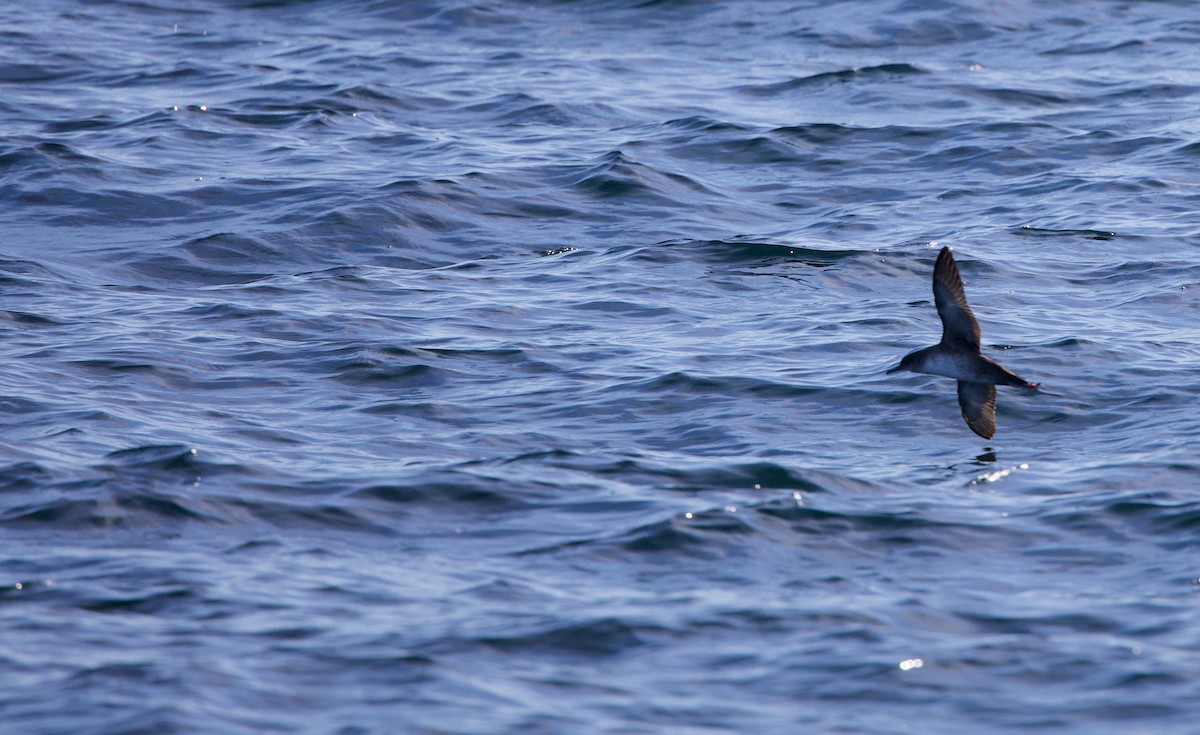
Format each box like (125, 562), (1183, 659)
(934, 247), (982, 351)
(957, 381), (996, 439)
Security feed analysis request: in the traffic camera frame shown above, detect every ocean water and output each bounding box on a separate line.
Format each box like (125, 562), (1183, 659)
(2, 0), (1199, 732)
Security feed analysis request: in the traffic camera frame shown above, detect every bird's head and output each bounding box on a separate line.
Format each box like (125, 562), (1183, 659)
(886, 351), (918, 375)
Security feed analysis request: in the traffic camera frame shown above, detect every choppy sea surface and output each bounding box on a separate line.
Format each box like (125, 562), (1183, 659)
(2, 1), (1200, 733)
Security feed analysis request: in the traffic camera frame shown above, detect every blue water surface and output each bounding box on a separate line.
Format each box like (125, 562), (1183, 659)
(2, 1), (1199, 733)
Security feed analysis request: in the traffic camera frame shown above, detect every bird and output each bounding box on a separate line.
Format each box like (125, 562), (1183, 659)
(887, 246), (1038, 439)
